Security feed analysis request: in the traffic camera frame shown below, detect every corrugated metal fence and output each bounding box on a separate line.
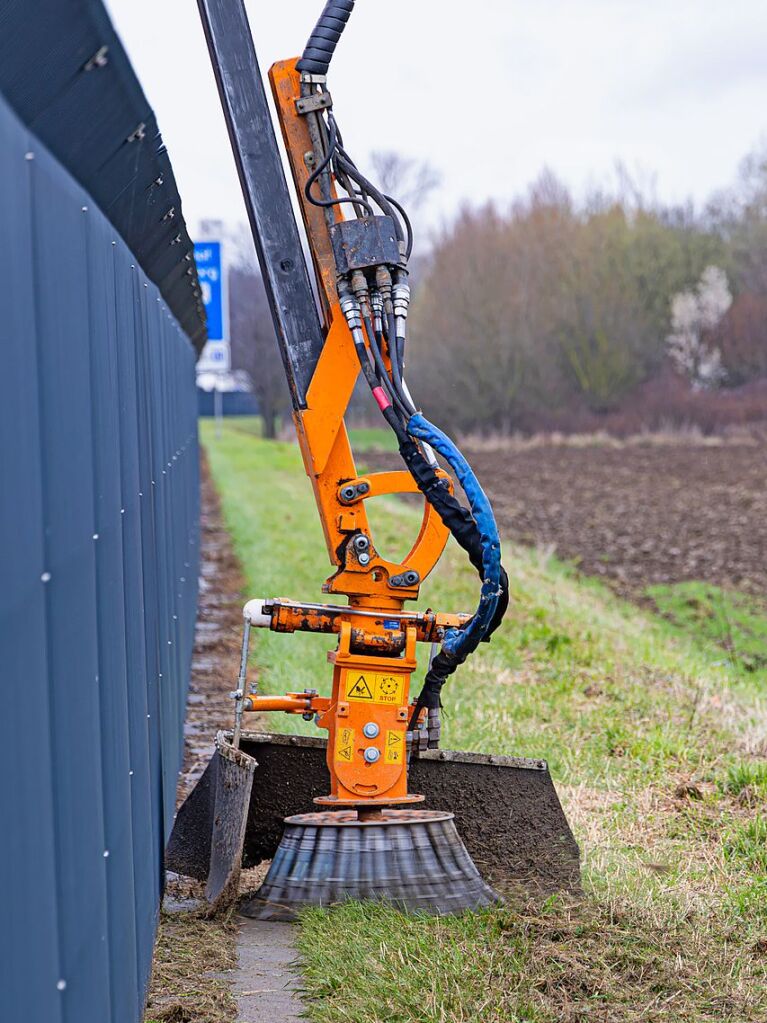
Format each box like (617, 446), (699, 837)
(1, 84), (200, 1022)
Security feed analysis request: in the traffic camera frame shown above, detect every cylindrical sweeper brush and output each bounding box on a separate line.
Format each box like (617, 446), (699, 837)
(241, 808), (500, 921)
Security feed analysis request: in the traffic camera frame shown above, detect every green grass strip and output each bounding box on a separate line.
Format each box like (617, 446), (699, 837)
(202, 420), (767, 1022)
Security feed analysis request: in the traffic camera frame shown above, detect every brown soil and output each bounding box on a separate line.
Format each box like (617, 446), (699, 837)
(367, 440), (767, 600)
(179, 453), (249, 801)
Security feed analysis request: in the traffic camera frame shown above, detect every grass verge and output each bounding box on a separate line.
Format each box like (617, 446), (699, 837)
(202, 420), (767, 1022)
(648, 581), (767, 673)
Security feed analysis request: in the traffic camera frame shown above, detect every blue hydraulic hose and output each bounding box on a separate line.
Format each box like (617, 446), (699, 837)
(406, 413), (502, 658)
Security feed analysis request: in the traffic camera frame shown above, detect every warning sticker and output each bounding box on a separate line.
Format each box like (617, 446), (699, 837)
(335, 726), (355, 763)
(346, 674), (374, 701)
(385, 730), (404, 764)
(344, 671), (406, 705)
(376, 675), (401, 703)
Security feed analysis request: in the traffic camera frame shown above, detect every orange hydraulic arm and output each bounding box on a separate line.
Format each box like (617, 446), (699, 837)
(271, 59), (451, 605)
(233, 58), (456, 807)
(198, 0), (509, 806)
(199, 0), (507, 827)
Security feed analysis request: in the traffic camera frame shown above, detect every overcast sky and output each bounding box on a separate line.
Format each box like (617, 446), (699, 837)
(105, 0), (767, 239)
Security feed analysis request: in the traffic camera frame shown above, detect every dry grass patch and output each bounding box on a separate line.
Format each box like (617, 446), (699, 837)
(144, 895), (237, 1023)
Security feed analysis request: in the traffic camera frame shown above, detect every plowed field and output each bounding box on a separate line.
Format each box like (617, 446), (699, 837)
(366, 440), (767, 600)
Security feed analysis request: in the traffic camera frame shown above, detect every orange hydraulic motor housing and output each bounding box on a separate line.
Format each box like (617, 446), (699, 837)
(238, 58), (459, 808)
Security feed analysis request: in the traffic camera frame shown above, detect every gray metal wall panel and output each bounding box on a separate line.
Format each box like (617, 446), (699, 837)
(114, 252), (159, 1001)
(0, 104), (63, 1023)
(86, 208), (140, 1023)
(133, 271), (166, 898)
(30, 140), (113, 1021)
(1, 85), (199, 1022)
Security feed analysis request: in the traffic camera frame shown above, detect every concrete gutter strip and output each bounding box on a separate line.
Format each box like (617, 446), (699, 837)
(234, 919), (305, 1022)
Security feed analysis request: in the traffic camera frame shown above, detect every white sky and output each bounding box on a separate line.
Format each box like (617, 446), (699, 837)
(105, 0), (767, 238)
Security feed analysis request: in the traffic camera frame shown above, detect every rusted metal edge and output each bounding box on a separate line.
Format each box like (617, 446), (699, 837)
(215, 730), (258, 771)
(235, 730), (549, 772)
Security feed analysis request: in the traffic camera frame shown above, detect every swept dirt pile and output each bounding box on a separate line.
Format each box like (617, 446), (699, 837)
(179, 455), (249, 798)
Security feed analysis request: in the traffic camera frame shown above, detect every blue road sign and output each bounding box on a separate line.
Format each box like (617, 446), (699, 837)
(194, 241), (224, 341)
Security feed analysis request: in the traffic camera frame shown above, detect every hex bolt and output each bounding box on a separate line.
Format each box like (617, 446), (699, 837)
(363, 722), (380, 739)
(341, 485), (356, 502)
(390, 569), (420, 588)
(363, 746), (381, 763)
(357, 482), (370, 495)
(358, 552), (370, 566)
(352, 534), (370, 552)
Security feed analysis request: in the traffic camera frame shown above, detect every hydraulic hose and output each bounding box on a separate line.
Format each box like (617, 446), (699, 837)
(300, 0), (510, 723)
(350, 372), (510, 718)
(396, 426), (509, 720)
(406, 414), (502, 657)
(296, 0), (355, 76)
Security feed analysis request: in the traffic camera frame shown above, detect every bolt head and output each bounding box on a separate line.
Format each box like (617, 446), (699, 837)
(363, 746), (380, 763)
(358, 552), (370, 566)
(363, 722), (380, 739)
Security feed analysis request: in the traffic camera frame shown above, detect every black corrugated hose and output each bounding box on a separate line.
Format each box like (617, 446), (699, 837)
(296, 0), (355, 76)
(377, 410), (510, 722)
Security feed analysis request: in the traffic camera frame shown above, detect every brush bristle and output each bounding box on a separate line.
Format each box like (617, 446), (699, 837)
(241, 809), (500, 920)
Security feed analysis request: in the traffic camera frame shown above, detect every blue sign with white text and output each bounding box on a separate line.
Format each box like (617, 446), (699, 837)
(194, 241), (224, 341)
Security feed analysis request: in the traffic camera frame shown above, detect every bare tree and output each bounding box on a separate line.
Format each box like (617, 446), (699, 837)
(408, 186), (574, 432)
(228, 263), (290, 439)
(369, 150), (441, 212)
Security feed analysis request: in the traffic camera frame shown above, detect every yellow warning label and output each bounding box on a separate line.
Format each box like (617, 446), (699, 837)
(385, 729), (404, 764)
(346, 674), (374, 701)
(344, 671), (406, 705)
(335, 726), (355, 763)
(376, 675), (402, 703)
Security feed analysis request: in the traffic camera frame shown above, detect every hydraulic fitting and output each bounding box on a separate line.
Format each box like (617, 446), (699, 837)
(375, 264), (392, 303)
(393, 279), (410, 340)
(370, 289), (383, 333)
(340, 292), (365, 345)
(350, 269), (368, 302)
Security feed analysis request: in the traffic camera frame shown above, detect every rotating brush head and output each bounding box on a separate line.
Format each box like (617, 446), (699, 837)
(240, 808), (500, 921)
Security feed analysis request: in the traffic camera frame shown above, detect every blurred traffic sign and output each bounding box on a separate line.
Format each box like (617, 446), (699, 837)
(195, 240), (230, 372)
